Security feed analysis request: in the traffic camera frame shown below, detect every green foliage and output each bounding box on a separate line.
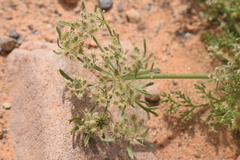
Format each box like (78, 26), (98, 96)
(201, 30), (237, 54)
(200, 0), (240, 60)
(54, 2), (158, 159)
(161, 0), (240, 133)
(54, 1), (240, 158)
(202, 0), (240, 35)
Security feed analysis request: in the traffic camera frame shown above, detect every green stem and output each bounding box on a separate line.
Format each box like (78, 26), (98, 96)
(104, 20), (113, 36)
(93, 65), (113, 76)
(121, 68), (160, 78)
(92, 35), (104, 52)
(124, 73), (209, 80)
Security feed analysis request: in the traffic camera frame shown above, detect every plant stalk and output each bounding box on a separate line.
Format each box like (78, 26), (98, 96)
(124, 73), (209, 80)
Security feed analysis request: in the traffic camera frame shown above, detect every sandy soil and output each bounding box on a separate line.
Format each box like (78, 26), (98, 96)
(1, 0), (240, 159)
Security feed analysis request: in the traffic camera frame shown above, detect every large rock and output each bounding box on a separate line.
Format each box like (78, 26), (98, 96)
(7, 41), (157, 160)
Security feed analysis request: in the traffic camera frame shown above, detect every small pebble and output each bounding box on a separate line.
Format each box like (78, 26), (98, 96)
(137, 21), (146, 31)
(2, 103), (11, 110)
(73, 6), (81, 13)
(175, 30), (184, 36)
(54, 10), (62, 16)
(162, 46), (167, 52)
(46, 24), (53, 29)
(161, 56), (167, 62)
(0, 36), (16, 53)
(98, 0), (113, 11)
(5, 14), (13, 20)
(0, 123), (3, 139)
(16, 36), (25, 45)
(117, 6), (124, 12)
(28, 24), (34, 31)
(0, 111), (4, 118)
(145, 3), (151, 11)
(3, 129), (8, 134)
(155, 22), (162, 33)
(36, 1), (45, 8)
(0, 120), (4, 124)
(126, 9), (141, 23)
(172, 81), (178, 85)
(42, 17), (50, 23)
(184, 32), (192, 40)
(145, 84), (160, 102)
(9, 29), (20, 39)
(64, 0), (79, 5)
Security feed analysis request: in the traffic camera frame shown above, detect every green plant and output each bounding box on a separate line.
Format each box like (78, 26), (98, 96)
(200, 0), (240, 55)
(203, 0), (240, 36)
(200, 0), (240, 59)
(160, 0), (240, 132)
(54, 3), (160, 159)
(54, 2), (240, 159)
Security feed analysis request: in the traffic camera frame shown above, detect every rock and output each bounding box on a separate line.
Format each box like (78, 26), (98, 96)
(161, 56), (167, 62)
(184, 24), (198, 33)
(3, 129), (8, 134)
(170, 89), (175, 93)
(54, 10), (62, 16)
(36, 1), (45, 8)
(145, 85), (160, 102)
(162, 46), (167, 52)
(98, 0), (113, 11)
(5, 14), (12, 20)
(145, 3), (151, 11)
(137, 21), (146, 31)
(184, 32), (192, 40)
(42, 17), (50, 23)
(0, 36), (16, 53)
(175, 30), (184, 36)
(46, 24), (53, 29)
(172, 81), (178, 85)
(64, 0), (79, 5)
(16, 36), (25, 45)
(126, 9), (141, 23)
(42, 31), (55, 42)
(155, 22), (162, 33)
(0, 110), (4, 118)
(28, 24), (34, 31)
(73, 6), (81, 13)
(7, 41), (158, 160)
(0, 120), (5, 125)
(9, 29), (20, 39)
(2, 103), (11, 110)
(117, 6), (124, 12)
(0, 123), (3, 139)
